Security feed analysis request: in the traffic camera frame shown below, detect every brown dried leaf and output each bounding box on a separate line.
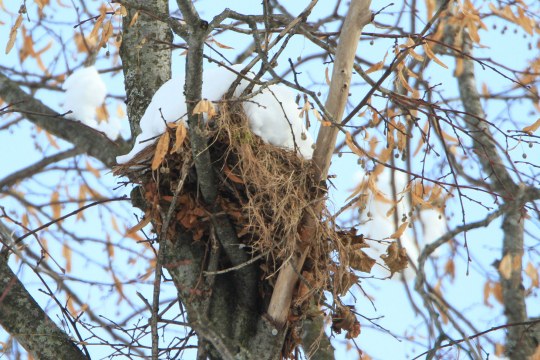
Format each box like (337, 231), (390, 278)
(517, 7), (534, 35)
(444, 259), (455, 280)
(396, 122), (407, 152)
(312, 108), (322, 122)
(106, 236), (115, 258)
(115, 5), (128, 17)
(96, 103), (109, 122)
(365, 52), (388, 74)
(297, 271), (314, 300)
(224, 164), (244, 184)
(126, 215), (151, 235)
(192, 99), (216, 119)
(332, 306), (360, 339)
(338, 228), (366, 247)
(454, 57), (464, 77)
(66, 297), (76, 315)
(371, 110), (380, 126)
(45, 131), (60, 149)
(337, 271), (359, 296)
(381, 242), (408, 274)
(467, 21), (481, 43)
(212, 38), (234, 49)
(483, 281), (491, 307)
(349, 249), (375, 273)
(345, 131), (366, 157)
(426, 0), (435, 19)
(389, 221), (408, 239)
(325, 67), (331, 85)
(112, 274), (126, 303)
(62, 243), (72, 273)
(74, 33), (96, 53)
(397, 69), (414, 93)
(171, 122), (187, 153)
(89, 13), (105, 40)
(423, 42), (448, 69)
(35, 0), (47, 9)
(530, 345), (540, 360)
(525, 262), (539, 288)
(522, 118), (540, 134)
(494, 343), (505, 357)
(99, 20), (114, 48)
(129, 11), (140, 27)
(6, 13), (23, 55)
(51, 191), (61, 219)
(492, 282), (503, 304)
(298, 99), (311, 119)
(151, 132), (170, 171)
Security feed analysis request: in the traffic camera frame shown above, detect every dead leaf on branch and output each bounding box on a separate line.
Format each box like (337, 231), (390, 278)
(349, 249), (375, 274)
(126, 214), (151, 235)
(423, 41), (448, 69)
(522, 118), (540, 134)
(332, 305), (360, 339)
(6, 13), (23, 55)
(338, 227), (367, 247)
(151, 132), (170, 171)
(336, 271), (359, 296)
(209, 37), (234, 49)
(525, 262), (539, 288)
(389, 221), (409, 239)
(89, 12), (106, 40)
(98, 20), (114, 48)
(193, 99), (216, 119)
(365, 51), (388, 74)
(380, 242), (408, 275)
(170, 122), (187, 154)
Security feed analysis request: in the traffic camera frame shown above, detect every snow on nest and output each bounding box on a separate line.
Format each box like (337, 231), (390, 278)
(62, 66), (121, 140)
(116, 64), (314, 164)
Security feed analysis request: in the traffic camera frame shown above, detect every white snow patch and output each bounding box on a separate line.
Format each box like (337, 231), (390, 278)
(116, 64), (314, 164)
(63, 66), (106, 127)
(97, 116), (123, 141)
(359, 168), (447, 279)
(243, 83), (313, 159)
(62, 66), (122, 141)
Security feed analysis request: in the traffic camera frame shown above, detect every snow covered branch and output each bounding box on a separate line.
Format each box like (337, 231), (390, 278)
(0, 71), (127, 168)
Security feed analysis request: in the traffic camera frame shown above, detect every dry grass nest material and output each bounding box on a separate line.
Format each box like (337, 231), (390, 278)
(114, 101), (379, 338)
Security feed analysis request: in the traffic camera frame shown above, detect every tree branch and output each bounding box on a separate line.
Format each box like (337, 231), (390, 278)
(452, 18), (535, 360)
(267, 0), (373, 328)
(120, 0), (173, 138)
(0, 222), (87, 360)
(0, 72), (128, 168)
(0, 148), (82, 190)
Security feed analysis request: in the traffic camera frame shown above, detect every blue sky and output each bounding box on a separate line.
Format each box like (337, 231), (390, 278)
(1, 1), (539, 359)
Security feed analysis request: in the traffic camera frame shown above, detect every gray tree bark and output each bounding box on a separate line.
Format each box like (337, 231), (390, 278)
(0, 222), (87, 360)
(456, 32), (537, 360)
